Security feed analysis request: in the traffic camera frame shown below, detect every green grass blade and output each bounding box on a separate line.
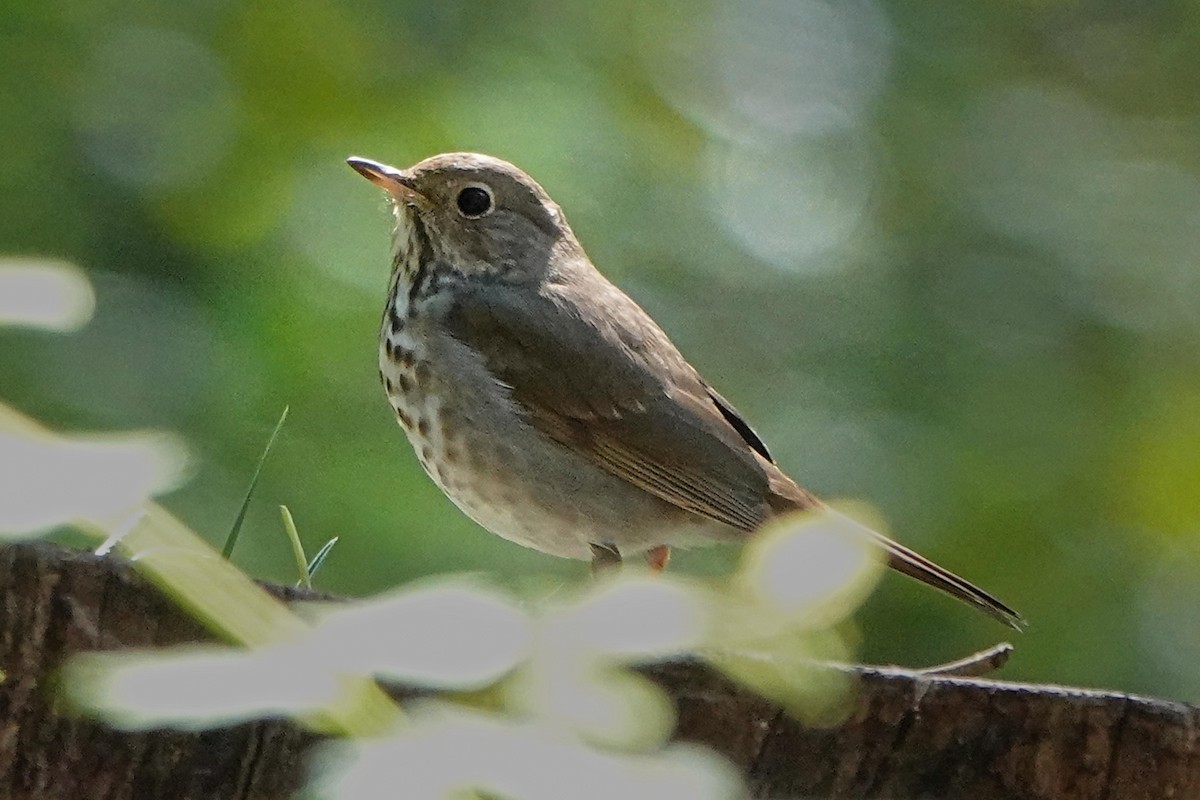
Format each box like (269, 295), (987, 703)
(306, 537), (339, 584)
(222, 405), (289, 559)
(280, 504), (310, 589)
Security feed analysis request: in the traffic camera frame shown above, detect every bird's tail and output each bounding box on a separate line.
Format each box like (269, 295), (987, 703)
(827, 508), (1025, 630)
(764, 471), (1024, 629)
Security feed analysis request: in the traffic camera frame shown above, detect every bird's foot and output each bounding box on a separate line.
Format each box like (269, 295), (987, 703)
(589, 542), (622, 577)
(644, 544), (670, 572)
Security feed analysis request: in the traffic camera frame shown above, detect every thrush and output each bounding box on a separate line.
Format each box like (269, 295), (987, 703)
(348, 152), (1022, 630)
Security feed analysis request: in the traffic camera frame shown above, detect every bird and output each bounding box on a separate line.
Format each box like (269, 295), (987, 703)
(348, 152), (1022, 630)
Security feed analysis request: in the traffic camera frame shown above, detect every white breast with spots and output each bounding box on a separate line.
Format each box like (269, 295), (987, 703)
(381, 322), (711, 563)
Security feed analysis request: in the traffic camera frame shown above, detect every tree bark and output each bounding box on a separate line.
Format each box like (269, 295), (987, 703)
(0, 541), (1194, 799)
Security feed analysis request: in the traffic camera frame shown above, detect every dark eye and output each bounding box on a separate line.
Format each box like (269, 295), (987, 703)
(456, 185), (493, 218)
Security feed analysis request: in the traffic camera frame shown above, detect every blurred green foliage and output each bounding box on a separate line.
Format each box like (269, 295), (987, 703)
(3, 0), (1200, 700)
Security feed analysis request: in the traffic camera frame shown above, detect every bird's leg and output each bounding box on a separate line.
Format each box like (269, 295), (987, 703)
(643, 544), (671, 572)
(589, 542), (622, 577)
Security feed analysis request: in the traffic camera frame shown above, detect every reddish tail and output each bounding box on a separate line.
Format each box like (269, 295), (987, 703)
(830, 508), (1024, 630)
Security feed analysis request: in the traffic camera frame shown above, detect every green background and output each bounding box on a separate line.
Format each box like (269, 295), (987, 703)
(4, 0), (1200, 699)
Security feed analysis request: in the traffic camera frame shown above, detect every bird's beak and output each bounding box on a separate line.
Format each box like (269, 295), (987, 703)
(347, 156), (432, 211)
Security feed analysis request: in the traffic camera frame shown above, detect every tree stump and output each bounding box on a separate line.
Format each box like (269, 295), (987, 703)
(0, 541), (1194, 799)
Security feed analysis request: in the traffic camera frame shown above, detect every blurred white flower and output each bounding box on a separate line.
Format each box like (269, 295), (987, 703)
(510, 654), (677, 751)
(542, 575), (709, 661)
(735, 507), (883, 630)
(0, 413), (188, 538)
(63, 645), (344, 730)
(315, 704), (741, 800)
(305, 580), (533, 689)
(0, 259), (95, 331)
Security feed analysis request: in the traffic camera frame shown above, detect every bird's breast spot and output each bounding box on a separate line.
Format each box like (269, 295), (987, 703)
(382, 338), (417, 369)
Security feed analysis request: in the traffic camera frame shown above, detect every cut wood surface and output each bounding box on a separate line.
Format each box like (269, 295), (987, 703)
(0, 541), (1194, 799)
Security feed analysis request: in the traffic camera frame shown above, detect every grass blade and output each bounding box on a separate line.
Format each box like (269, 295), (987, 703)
(305, 537), (339, 584)
(280, 505), (310, 589)
(222, 406), (289, 559)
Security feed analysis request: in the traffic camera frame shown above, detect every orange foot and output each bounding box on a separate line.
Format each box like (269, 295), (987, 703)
(644, 544), (671, 572)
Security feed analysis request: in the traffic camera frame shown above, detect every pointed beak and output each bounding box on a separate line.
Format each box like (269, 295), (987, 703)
(347, 156), (432, 210)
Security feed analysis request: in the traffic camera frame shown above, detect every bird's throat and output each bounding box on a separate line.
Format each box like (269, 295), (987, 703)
(383, 209), (432, 326)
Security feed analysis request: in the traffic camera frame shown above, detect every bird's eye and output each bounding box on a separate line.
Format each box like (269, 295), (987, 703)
(456, 185), (494, 218)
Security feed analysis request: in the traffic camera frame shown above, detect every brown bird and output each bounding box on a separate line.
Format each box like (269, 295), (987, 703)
(349, 152), (1022, 629)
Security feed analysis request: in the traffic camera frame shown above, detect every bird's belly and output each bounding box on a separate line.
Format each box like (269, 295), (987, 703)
(379, 335), (720, 561)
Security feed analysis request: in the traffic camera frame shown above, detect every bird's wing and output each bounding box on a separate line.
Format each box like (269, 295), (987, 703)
(441, 275), (1024, 629)
(442, 275), (801, 532)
